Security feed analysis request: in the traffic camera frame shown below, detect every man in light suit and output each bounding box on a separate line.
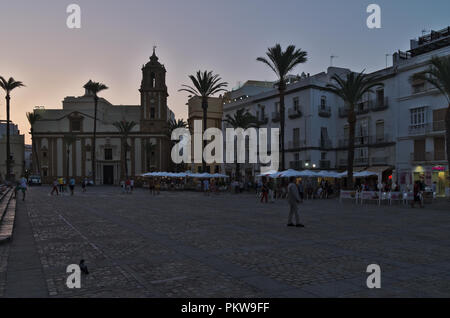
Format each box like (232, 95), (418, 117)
(287, 177), (304, 227)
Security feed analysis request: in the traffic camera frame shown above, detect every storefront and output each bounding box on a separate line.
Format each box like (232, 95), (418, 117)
(412, 165), (449, 197)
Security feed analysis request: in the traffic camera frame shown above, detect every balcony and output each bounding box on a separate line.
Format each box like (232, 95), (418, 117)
(318, 105), (331, 118)
(356, 101), (370, 115)
(258, 116), (268, 125)
(319, 160), (331, 169)
(410, 151), (446, 162)
(271, 112), (280, 123)
(289, 161), (303, 170)
(370, 97), (389, 112)
(338, 157), (369, 167)
(319, 138), (332, 149)
(354, 157), (369, 166)
(433, 120), (445, 132)
(288, 107), (302, 119)
(371, 156), (389, 165)
(409, 123), (432, 136)
(288, 140), (306, 149)
(368, 134), (392, 144)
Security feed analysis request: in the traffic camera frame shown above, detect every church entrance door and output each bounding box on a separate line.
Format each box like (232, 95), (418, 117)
(103, 165), (114, 185)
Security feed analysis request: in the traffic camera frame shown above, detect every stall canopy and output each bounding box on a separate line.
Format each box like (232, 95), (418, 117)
(141, 171), (229, 179)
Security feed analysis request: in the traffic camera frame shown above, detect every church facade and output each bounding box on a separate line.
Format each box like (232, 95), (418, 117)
(32, 51), (174, 184)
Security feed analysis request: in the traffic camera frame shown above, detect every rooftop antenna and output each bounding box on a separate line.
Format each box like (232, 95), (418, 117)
(385, 54), (391, 68)
(330, 55), (338, 67)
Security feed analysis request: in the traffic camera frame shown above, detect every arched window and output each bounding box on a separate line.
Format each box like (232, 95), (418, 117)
(150, 72), (156, 88)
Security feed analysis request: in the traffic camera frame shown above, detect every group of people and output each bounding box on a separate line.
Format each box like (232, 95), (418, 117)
(51, 177), (88, 196)
(120, 179), (135, 194)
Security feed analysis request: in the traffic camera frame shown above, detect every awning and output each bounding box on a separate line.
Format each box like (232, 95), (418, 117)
(365, 166), (392, 174)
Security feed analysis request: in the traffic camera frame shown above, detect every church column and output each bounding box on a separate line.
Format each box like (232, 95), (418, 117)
(131, 137), (135, 177)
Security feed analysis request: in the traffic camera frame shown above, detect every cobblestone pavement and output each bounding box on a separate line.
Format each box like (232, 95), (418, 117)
(2, 186), (450, 297)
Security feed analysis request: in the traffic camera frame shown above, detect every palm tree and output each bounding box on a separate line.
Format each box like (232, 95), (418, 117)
(179, 71), (228, 172)
(412, 56), (450, 174)
(26, 112), (42, 177)
(83, 80), (108, 185)
(113, 120), (137, 179)
(257, 44), (307, 170)
(327, 71), (383, 189)
(223, 108), (258, 180)
(168, 118), (188, 172)
(0, 77), (25, 181)
(63, 134), (77, 181)
(168, 118), (188, 136)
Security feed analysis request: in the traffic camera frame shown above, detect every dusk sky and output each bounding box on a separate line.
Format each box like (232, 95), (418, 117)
(0, 0), (449, 143)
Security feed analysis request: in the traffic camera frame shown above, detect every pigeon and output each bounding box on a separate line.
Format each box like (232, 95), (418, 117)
(79, 259), (89, 275)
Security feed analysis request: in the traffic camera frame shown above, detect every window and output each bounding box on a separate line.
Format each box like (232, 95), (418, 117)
(151, 72), (156, 88)
(150, 107), (156, 119)
(376, 120), (384, 142)
(293, 97), (300, 111)
(104, 148), (112, 160)
(410, 107), (427, 127)
(321, 152), (327, 160)
(294, 153), (300, 161)
(275, 102), (280, 113)
(320, 96), (326, 109)
(43, 168), (48, 177)
(42, 151), (47, 158)
(376, 89), (384, 106)
(71, 120), (81, 132)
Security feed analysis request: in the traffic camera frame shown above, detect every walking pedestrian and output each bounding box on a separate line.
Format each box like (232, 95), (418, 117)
(81, 178), (87, 192)
(19, 176), (28, 201)
(287, 177), (304, 227)
(261, 178), (269, 203)
(51, 179), (59, 196)
(69, 177), (75, 196)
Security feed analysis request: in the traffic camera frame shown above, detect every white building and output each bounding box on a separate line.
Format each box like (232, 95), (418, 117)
(222, 27), (449, 196)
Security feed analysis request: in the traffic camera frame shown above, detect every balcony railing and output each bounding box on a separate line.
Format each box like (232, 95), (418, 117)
(371, 156), (389, 165)
(338, 136), (370, 147)
(356, 101), (370, 115)
(319, 138), (332, 149)
(288, 140), (306, 149)
(339, 157), (369, 166)
(288, 107), (302, 119)
(433, 120), (445, 132)
(319, 160), (331, 169)
(410, 151), (446, 162)
(289, 161), (303, 170)
(409, 123), (431, 135)
(354, 157), (369, 166)
(258, 115), (268, 125)
(368, 134), (391, 144)
(272, 112), (280, 123)
(370, 97), (389, 112)
(318, 105), (331, 118)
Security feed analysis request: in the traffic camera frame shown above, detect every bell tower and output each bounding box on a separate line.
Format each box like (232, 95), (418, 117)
(140, 47), (169, 128)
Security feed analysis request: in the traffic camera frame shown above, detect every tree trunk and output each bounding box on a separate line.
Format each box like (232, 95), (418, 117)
(446, 103), (450, 191)
(31, 130), (41, 178)
(347, 108), (356, 190)
(202, 97), (208, 173)
(279, 86), (286, 171)
(66, 148), (70, 181)
(5, 95), (11, 181)
(124, 138), (129, 179)
(92, 95), (98, 185)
